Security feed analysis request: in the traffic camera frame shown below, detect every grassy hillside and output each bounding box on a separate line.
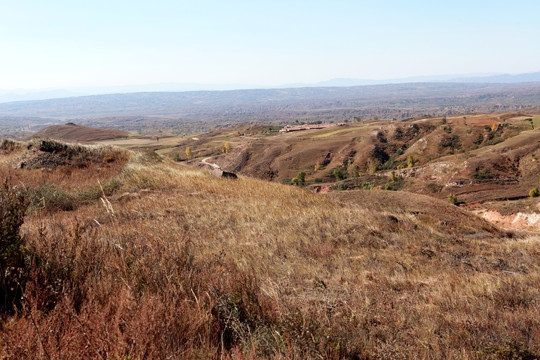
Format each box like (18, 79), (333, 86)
(151, 113), (540, 211)
(0, 138), (539, 359)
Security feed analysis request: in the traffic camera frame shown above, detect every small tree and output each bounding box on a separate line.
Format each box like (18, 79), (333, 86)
(314, 162), (321, 172)
(224, 142), (231, 154)
(448, 193), (458, 205)
(291, 177), (299, 186)
(173, 153), (181, 162)
(185, 147), (192, 159)
(391, 170), (397, 182)
(347, 163), (359, 178)
(407, 155), (415, 168)
(297, 172), (306, 185)
(332, 169), (345, 181)
(530, 187), (539, 198)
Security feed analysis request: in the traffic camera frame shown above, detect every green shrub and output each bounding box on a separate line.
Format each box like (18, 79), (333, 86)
(26, 183), (75, 212)
(407, 155), (415, 168)
(297, 172), (306, 185)
(314, 178), (323, 183)
(530, 187), (539, 198)
(448, 193), (458, 205)
(77, 178), (121, 202)
(0, 180), (29, 313)
(337, 183), (348, 191)
(361, 182), (374, 190)
(332, 169), (345, 181)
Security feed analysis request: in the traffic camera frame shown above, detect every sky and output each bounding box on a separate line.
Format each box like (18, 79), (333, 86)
(1, 0), (540, 90)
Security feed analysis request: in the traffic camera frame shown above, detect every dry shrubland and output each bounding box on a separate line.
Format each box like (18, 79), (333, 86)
(0, 139), (539, 359)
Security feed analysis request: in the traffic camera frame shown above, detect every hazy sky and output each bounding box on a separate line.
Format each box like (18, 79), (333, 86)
(1, 0), (540, 89)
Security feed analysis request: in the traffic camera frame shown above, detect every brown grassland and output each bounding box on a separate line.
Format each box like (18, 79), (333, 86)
(0, 138), (539, 359)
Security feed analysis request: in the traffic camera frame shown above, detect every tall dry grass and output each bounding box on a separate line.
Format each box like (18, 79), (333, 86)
(0, 147), (539, 359)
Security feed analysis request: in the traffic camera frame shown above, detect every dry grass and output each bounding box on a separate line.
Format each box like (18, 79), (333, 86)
(0, 144), (539, 359)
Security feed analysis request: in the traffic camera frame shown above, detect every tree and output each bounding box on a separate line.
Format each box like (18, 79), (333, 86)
(297, 172), (306, 185)
(185, 147), (192, 159)
(347, 164), (359, 178)
(224, 142), (231, 154)
(332, 169), (345, 181)
(291, 177), (299, 186)
(407, 155), (415, 168)
(391, 170), (397, 182)
(448, 193), (458, 205)
(314, 162), (322, 172)
(530, 187), (539, 198)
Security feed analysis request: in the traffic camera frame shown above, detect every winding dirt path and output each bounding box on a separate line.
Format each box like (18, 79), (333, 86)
(201, 157), (221, 169)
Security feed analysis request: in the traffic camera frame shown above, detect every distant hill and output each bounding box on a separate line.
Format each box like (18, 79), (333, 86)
(311, 71), (540, 87)
(1, 81), (540, 135)
(454, 71), (540, 83)
(32, 123), (129, 142)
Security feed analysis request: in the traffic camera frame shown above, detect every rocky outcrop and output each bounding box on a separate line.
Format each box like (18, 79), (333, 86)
(211, 168), (238, 179)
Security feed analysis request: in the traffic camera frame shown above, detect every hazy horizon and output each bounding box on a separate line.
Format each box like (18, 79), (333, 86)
(2, 0), (540, 92)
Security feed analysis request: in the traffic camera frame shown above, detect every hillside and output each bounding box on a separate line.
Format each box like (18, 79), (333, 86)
(0, 138), (539, 358)
(31, 123), (129, 142)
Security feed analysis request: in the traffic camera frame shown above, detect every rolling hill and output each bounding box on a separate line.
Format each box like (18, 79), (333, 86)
(32, 123), (129, 142)
(0, 137), (538, 358)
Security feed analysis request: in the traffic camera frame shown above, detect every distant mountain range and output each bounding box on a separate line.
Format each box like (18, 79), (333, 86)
(1, 71), (539, 103)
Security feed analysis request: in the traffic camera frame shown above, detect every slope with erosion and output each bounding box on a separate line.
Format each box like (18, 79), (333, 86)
(0, 138), (538, 358)
(165, 113), (540, 231)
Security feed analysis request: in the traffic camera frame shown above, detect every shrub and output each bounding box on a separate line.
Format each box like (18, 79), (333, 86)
(0, 180), (29, 314)
(530, 187), (539, 198)
(347, 164), (359, 178)
(0, 139), (23, 153)
(407, 155), (415, 168)
(314, 178), (323, 183)
(448, 193), (458, 205)
(297, 172), (306, 185)
(26, 183), (75, 212)
(361, 182), (374, 190)
(76, 178), (121, 202)
(337, 183), (348, 191)
(332, 169), (345, 181)
(472, 167), (495, 181)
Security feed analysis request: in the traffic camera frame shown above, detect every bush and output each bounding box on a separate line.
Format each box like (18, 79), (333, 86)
(337, 183), (348, 191)
(530, 187), (539, 198)
(448, 193), (458, 205)
(0, 180), (29, 313)
(26, 183), (75, 212)
(361, 182), (374, 190)
(332, 169), (345, 181)
(297, 172), (306, 185)
(314, 178), (323, 183)
(0, 139), (23, 153)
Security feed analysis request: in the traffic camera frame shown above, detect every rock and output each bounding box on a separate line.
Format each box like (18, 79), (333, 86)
(211, 168), (238, 179)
